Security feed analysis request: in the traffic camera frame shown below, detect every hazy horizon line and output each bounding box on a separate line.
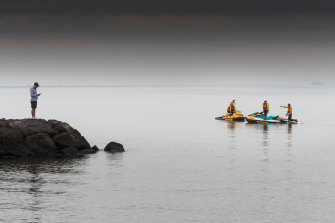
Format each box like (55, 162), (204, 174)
(0, 83), (333, 88)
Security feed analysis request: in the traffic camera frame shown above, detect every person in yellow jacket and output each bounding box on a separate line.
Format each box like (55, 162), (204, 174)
(281, 104), (293, 120)
(263, 100), (269, 120)
(232, 99), (236, 110)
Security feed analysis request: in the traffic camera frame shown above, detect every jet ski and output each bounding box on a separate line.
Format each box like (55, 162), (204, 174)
(215, 110), (246, 122)
(246, 112), (286, 124)
(281, 118), (299, 124)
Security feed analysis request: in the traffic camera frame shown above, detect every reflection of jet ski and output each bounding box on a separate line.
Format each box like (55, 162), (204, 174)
(215, 110), (246, 122)
(246, 112), (285, 124)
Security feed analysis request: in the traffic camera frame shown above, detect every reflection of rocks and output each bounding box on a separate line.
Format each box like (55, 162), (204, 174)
(0, 119), (101, 158)
(104, 142), (125, 153)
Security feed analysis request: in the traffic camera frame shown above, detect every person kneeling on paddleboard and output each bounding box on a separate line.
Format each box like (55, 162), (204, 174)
(263, 100), (269, 120)
(281, 104), (293, 120)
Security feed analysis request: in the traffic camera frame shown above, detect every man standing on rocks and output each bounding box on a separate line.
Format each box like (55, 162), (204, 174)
(30, 82), (41, 119)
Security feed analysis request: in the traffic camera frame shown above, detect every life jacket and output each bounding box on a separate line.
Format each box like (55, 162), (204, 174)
(263, 103), (269, 111)
(287, 107), (292, 115)
(227, 105), (234, 112)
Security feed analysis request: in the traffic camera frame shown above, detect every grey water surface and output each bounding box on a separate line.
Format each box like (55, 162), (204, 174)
(0, 85), (335, 223)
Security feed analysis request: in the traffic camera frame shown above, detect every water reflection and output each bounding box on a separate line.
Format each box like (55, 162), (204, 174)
(262, 124), (269, 148)
(226, 121), (244, 150)
(226, 121), (245, 133)
(287, 124), (292, 147)
(227, 122), (237, 143)
(0, 157), (88, 174)
(261, 124), (270, 162)
(104, 152), (125, 169)
(0, 157), (89, 223)
(245, 123), (295, 163)
(285, 124), (294, 164)
(245, 123), (272, 162)
(245, 123), (270, 146)
(226, 121), (236, 131)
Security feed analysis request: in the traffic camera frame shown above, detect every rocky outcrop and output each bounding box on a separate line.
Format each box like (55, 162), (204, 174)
(53, 131), (91, 151)
(61, 147), (82, 157)
(81, 145), (100, 155)
(0, 144), (34, 157)
(0, 119), (99, 158)
(25, 133), (58, 156)
(104, 142), (125, 153)
(0, 128), (24, 145)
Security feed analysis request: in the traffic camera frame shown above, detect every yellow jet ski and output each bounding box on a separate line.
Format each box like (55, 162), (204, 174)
(215, 110), (246, 122)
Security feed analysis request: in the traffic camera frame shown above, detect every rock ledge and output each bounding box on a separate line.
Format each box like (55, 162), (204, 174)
(0, 119), (99, 158)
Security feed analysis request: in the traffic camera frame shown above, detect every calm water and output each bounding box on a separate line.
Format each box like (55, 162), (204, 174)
(1, 85), (335, 223)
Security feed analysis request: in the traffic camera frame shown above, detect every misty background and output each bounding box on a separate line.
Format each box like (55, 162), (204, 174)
(0, 0), (335, 86)
(1, 2), (335, 222)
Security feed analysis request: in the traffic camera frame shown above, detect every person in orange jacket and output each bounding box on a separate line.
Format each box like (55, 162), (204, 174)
(281, 104), (293, 120)
(263, 100), (269, 120)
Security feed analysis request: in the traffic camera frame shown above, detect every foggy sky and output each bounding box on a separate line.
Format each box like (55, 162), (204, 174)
(0, 0), (334, 85)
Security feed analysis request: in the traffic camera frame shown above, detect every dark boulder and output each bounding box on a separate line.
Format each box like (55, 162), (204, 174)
(47, 119), (61, 128)
(0, 146), (6, 156)
(104, 142), (125, 153)
(0, 128), (24, 145)
(8, 119), (57, 137)
(25, 133), (58, 156)
(80, 148), (97, 154)
(80, 145), (99, 155)
(52, 122), (76, 135)
(0, 120), (9, 128)
(91, 145), (99, 151)
(61, 147), (82, 157)
(0, 144), (34, 157)
(53, 131), (91, 151)
(0, 118), (104, 158)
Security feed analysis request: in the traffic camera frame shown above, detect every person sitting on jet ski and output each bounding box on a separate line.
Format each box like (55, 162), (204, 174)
(227, 102), (235, 115)
(232, 99), (236, 110)
(263, 100), (269, 120)
(281, 104), (293, 120)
